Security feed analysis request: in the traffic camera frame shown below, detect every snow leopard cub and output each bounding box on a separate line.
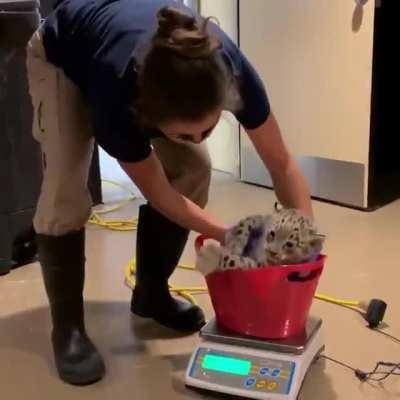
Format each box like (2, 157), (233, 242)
(196, 207), (325, 276)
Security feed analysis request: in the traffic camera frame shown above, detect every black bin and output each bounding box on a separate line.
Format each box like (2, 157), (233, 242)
(0, 0), (42, 275)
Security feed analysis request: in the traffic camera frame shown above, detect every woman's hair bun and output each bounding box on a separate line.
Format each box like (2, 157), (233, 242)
(155, 6), (221, 59)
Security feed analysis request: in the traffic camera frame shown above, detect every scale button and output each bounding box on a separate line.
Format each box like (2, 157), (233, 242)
(256, 380), (267, 389)
(259, 367), (270, 376)
(267, 381), (278, 391)
(244, 377), (256, 388)
(280, 370), (289, 380)
(271, 368), (281, 378)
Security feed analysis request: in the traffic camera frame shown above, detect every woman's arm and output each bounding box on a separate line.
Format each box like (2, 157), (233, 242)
(246, 113), (313, 217)
(119, 153), (226, 242)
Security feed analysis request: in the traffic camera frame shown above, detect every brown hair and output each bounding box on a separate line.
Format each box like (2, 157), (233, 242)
(136, 6), (240, 126)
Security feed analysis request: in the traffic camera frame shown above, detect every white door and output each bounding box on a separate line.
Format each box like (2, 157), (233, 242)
(239, 0), (376, 207)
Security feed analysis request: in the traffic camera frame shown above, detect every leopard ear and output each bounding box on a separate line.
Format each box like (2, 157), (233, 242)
(310, 232), (326, 246)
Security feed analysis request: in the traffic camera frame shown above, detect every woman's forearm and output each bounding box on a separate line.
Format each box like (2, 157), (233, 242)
(149, 188), (226, 242)
(271, 156), (313, 217)
(247, 113), (313, 217)
(119, 154), (226, 242)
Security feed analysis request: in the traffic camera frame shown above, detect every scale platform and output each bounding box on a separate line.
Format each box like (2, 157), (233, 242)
(185, 317), (324, 400)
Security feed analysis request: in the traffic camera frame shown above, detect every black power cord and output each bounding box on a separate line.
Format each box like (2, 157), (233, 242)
(320, 327), (400, 383)
(364, 362), (400, 382)
(373, 328), (400, 345)
(321, 356), (400, 382)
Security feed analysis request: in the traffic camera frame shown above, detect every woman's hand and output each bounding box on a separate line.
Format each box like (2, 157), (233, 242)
(246, 113), (313, 218)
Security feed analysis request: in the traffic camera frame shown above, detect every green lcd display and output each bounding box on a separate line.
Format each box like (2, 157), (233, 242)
(202, 354), (252, 376)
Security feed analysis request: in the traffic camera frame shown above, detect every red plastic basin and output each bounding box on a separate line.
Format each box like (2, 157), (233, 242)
(196, 235), (326, 339)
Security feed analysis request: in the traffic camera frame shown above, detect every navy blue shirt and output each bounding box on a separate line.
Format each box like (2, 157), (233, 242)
(42, 0), (270, 162)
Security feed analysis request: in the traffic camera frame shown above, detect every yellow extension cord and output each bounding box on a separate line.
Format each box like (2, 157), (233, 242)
(89, 179), (365, 314)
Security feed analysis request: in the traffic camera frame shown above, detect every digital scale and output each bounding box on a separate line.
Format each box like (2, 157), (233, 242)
(185, 317), (324, 400)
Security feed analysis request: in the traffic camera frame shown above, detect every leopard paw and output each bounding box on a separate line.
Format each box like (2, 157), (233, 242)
(196, 244), (222, 276)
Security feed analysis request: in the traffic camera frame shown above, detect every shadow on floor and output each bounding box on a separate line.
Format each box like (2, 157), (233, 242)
(0, 300), (193, 371)
(299, 358), (338, 399)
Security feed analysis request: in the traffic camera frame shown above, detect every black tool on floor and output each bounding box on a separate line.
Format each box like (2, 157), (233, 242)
(365, 299), (387, 329)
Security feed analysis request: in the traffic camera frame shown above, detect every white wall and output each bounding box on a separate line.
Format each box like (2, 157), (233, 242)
(200, 0), (240, 177)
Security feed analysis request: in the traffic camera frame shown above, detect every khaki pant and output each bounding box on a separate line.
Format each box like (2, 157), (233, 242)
(26, 31), (211, 236)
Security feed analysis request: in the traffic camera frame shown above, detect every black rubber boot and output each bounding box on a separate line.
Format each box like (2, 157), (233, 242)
(131, 204), (206, 332)
(37, 230), (105, 385)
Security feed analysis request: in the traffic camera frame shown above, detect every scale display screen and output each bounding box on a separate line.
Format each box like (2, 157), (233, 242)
(202, 354), (252, 376)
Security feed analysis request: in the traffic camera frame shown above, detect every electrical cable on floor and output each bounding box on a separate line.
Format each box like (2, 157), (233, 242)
(372, 329), (400, 345)
(320, 356), (400, 382)
(88, 179), (138, 231)
(365, 362), (400, 382)
(320, 355), (360, 374)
